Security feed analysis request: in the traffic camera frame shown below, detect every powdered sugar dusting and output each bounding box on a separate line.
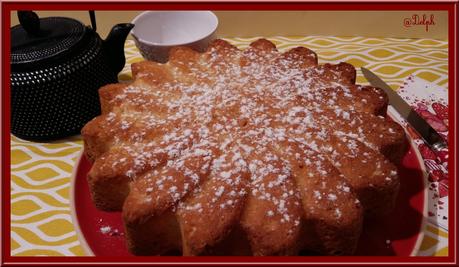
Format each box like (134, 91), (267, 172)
(87, 39), (401, 237)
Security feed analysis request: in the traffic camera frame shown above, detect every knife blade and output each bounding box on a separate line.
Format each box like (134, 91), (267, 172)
(361, 67), (447, 154)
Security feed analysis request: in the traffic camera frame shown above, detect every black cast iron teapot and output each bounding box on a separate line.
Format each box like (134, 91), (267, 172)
(10, 11), (134, 141)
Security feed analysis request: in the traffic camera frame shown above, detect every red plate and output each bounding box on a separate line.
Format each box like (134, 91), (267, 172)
(70, 142), (427, 256)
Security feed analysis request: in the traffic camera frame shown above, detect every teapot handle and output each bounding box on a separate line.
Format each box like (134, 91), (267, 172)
(89, 10), (97, 32)
(17, 11), (41, 36)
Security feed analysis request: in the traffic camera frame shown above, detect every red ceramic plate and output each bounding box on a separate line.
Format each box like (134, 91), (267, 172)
(70, 136), (427, 257)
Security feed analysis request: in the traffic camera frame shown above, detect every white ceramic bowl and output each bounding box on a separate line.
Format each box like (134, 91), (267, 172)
(131, 11), (218, 63)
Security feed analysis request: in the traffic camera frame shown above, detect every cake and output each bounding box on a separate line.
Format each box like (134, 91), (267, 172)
(81, 38), (408, 256)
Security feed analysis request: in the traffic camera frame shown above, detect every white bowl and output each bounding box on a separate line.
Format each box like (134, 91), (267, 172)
(131, 11), (218, 63)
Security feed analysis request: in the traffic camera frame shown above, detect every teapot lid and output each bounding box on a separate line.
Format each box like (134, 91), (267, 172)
(11, 12), (87, 69)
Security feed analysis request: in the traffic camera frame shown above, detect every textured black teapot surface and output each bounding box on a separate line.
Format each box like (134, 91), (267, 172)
(11, 14), (87, 71)
(10, 11), (134, 141)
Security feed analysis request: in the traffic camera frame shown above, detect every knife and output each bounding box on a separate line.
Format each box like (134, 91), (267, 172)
(361, 67), (447, 154)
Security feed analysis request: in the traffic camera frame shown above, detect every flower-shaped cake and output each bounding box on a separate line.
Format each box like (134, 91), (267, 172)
(82, 39), (408, 256)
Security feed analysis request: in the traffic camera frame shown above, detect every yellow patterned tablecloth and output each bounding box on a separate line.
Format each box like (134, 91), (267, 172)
(10, 37), (448, 256)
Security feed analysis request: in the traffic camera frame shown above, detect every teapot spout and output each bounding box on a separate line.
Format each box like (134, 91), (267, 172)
(103, 23), (134, 74)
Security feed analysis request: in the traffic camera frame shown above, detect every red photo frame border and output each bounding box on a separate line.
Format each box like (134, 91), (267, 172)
(1, 1), (457, 265)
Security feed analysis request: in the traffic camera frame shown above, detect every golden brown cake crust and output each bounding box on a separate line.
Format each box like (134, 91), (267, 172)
(82, 38), (408, 256)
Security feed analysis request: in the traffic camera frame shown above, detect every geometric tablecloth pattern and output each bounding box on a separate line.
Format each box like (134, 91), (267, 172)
(10, 36), (448, 256)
